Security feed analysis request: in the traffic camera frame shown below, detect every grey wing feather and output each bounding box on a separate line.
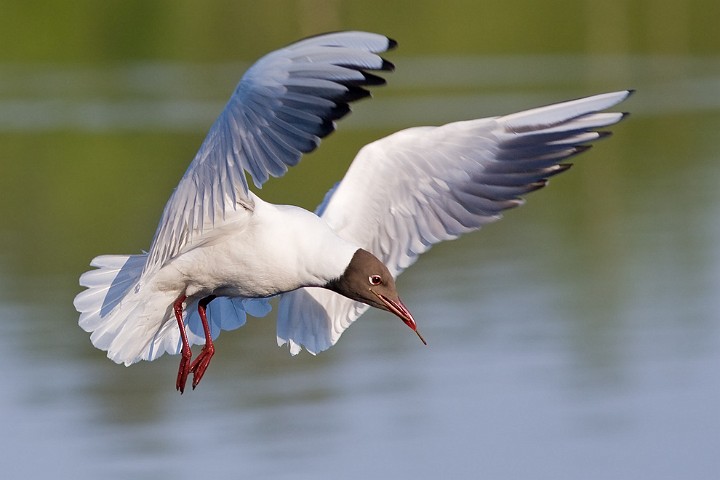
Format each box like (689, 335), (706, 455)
(144, 32), (395, 273)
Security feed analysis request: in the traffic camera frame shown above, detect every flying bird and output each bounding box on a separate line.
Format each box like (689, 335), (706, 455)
(74, 31), (632, 393)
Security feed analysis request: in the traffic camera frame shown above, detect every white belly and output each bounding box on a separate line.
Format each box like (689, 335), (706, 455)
(150, 198), (357, 301)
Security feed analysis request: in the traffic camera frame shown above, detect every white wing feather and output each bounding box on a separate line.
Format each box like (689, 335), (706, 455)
(277, 90), (633, 354)
(143, 32), (395, 274)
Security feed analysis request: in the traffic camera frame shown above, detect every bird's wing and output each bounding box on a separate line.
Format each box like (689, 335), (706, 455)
(144, 31), (395, 273)
(277, 90), (633, 354)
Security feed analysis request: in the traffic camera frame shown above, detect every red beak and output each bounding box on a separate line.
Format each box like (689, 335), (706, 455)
(375, 292), (427, 345)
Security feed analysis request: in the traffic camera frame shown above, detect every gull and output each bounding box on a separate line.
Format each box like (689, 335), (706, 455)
(73, 31), (632, 393)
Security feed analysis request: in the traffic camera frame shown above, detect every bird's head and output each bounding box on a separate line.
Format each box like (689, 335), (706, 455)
(326, 249), (426, 345)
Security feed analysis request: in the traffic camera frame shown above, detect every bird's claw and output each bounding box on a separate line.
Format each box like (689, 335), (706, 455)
(189, 344), (215, 390)
(176, 347), (192, 394)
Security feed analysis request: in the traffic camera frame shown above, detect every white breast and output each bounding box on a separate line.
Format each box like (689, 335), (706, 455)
(153, 193), (358, 300)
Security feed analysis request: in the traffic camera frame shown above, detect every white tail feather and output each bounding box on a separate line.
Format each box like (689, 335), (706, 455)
(75, 254), (178, 365)
(75, 254), (272, 365)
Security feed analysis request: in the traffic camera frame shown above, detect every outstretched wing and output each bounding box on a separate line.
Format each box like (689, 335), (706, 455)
(277, 90), (633, 354)
(144, 31), (396, 274)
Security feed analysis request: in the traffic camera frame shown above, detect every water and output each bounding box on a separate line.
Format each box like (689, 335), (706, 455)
(2, 9), (720, 479)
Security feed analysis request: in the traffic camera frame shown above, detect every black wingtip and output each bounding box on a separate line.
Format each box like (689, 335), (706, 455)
(328, 103), (351, 120)
(527, 180), (548, 193)
(570, 145), (593, 157)
(387, 37), (398, 50)
(359, 71), (389, 86)
(340, 85), (372, 102)
(380, 58), (396, 72)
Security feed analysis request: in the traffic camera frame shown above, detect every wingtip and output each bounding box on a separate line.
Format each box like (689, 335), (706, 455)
(341, 86), (372, 103)
(614, 89), (634, 105)
(528, 180), (548, 193)
(360, 70), (389, 86)
(574, 145), (593, 154)
(387, 37), (398, 50)
(381, 58), (396, 72)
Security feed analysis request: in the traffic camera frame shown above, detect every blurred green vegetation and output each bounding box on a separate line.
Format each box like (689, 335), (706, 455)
(1, 0), (719, 63)
(0, 0), (719, 296)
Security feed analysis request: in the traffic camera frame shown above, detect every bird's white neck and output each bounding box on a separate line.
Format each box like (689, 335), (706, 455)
(251, 194), (359, 291)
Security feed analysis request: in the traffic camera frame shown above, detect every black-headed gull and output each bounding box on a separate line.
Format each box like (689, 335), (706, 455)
(74, 31), (632, 393)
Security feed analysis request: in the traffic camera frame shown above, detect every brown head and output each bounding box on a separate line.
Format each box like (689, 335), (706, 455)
(325, 249), (426, 345)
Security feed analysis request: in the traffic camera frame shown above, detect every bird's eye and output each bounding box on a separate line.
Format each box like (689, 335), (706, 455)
(369, 275), (382, 286)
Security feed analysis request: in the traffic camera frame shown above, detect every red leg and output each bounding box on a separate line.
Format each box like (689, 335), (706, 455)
(189, 295), (216, 390)
(173, 294), (191, 394)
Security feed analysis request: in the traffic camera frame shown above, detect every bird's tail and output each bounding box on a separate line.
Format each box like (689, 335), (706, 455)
(74, 254), (273, 365)
(74, 254), (181, 365)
